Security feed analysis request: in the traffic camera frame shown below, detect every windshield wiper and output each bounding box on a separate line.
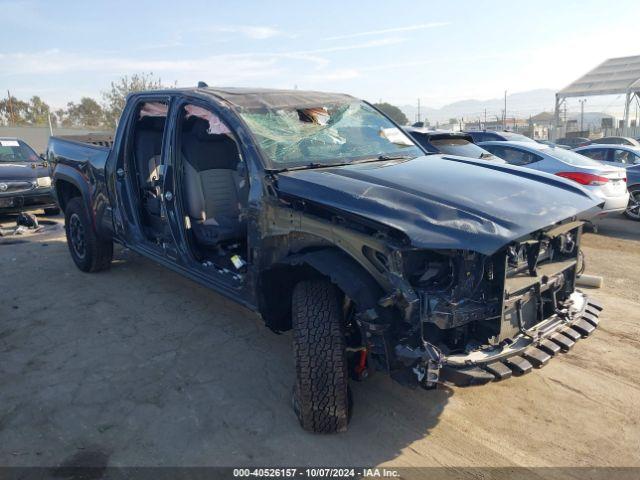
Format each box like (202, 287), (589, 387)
(270, 162), (331, 173)
(377, 154), (415, 161)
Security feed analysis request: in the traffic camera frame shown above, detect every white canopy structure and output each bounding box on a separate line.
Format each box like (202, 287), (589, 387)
(555, 55), (640, 127)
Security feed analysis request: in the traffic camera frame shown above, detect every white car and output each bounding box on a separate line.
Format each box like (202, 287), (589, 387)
(479, 141), (630, 216)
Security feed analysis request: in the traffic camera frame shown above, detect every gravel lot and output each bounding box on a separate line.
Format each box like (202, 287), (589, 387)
(1, 212), (639, 472)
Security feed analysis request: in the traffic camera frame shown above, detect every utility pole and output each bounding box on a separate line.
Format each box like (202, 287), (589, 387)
(503, 90), (507, 130)
(7, 90), (15, 126)
(579, 98), (587, 133)
(417, 98), (421, 124)
(483, 108), (487, 129)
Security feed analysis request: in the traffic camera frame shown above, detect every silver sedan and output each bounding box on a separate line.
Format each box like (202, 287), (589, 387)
(479, 141), (629, 216)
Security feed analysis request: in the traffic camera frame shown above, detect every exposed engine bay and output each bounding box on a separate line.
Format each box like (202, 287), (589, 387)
(353, 220), (601, 388)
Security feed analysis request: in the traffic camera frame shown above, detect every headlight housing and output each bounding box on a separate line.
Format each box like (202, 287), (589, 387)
(36, 176), (52, 188)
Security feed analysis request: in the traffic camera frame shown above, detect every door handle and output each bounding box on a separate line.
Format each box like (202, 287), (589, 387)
(116, 168), (125, 178)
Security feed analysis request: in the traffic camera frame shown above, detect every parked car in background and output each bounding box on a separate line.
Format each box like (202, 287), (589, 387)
(592, 136), (640, 147)
(536, 139), (570, 149)
(555, 137), (592, 148)
(464, 130), (536, 143)
(0, 138), (59, 215)
(575, 144), (640, 220)
(404, 128), (503, 161)
(479, 140), (629, 216)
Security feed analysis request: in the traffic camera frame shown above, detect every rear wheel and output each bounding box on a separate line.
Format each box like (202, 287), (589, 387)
(624, 186), (640, 220)
(64, 197), (113, 272)
(291, 279), (351, 433)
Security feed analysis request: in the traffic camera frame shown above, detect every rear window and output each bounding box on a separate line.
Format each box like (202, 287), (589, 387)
(0, 140), (39, 162)
(543, 147), (604, 167)
(430, 137), (493, 159)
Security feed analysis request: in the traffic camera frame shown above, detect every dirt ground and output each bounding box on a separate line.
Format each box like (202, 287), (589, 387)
(1, 211), (639, 472)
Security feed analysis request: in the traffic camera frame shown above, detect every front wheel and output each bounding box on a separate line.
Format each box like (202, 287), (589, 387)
(624, 186), (640, 220)
(64, 197), (113, 272)
(291, 279), (351, 433)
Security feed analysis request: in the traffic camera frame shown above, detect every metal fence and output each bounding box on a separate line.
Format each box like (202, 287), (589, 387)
(0, 126), (110, 154)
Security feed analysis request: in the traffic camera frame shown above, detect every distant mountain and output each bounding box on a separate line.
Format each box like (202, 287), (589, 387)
(400, 89), (557, 125)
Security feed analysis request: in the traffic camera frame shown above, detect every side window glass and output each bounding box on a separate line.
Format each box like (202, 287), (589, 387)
(482, 145), (500, 156)
(582, 149), (607, 161)
(613, 149), (632, 164)
(500, 147), (532, 166)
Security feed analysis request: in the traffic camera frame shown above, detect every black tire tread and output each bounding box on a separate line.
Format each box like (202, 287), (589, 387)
(64, 197), (113, 272)
(292, 279), (350, 433)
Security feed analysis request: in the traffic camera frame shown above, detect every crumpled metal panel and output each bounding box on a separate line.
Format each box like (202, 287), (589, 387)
(276, 155), (603, 255)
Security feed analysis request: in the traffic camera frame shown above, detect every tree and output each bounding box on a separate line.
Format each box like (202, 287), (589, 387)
(65, 97), (105, 127)
(101, 72), (172, 127)
(0, 95), (29, 126)
(25, 96), (51, 125)
(448, 118), (458, 125)
(372, 102), (409, 125)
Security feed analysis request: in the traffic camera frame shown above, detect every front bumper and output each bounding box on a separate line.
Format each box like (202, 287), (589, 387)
(0, 190), (56, 214)
(439, 291), (602, 386)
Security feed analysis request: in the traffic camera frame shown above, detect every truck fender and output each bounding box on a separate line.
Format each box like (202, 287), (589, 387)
(282, 248), (384, 312)
(53, 164), (92, 211)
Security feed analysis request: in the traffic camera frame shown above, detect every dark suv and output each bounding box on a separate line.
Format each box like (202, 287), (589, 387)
(404, 128), (502, 161)
(48, 87), (604, 433)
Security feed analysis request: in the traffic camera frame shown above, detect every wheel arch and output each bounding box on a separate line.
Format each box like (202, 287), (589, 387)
(258, 247), (386, 332)
(53, 166), (90, 213)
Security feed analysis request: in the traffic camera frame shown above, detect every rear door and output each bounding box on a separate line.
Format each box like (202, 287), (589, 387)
(112, 96), (179, 258)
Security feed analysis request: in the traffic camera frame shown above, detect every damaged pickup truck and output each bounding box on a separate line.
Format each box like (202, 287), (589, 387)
(48, 86), (604, 433)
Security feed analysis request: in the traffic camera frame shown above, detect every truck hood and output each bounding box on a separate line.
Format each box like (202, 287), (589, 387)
(0, 162), (46, 181)
(275, 155), (603, 255)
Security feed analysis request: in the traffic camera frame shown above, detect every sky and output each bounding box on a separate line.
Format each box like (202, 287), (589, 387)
(1, 0), (640, 112)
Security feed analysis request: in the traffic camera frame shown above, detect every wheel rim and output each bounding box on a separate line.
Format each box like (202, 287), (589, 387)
(69, 213), (86, 259)
(626, 190), (640, 220)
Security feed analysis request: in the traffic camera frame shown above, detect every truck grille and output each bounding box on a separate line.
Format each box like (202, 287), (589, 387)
(0, 181), (35, 195)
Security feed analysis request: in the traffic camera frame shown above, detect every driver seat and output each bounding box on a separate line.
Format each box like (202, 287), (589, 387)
(181, 119), (245, 245)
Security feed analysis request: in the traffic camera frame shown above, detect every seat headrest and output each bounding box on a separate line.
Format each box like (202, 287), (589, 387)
(181, 121), (240, 172)
(137, 116), (166, 132)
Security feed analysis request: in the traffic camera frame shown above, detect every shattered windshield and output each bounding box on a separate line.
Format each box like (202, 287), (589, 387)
(238, 101), (422, 169)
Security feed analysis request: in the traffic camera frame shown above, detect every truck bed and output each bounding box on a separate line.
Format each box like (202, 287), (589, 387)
(53, 132), (115, 148)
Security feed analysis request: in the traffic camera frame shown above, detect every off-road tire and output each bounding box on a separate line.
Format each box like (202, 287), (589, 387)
(64, 197), (113, 272)
(292, 279), (350, 433)
(43, 207), (61, 216)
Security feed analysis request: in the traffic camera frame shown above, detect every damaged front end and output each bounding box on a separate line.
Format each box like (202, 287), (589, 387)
(357, 221), (602, 388)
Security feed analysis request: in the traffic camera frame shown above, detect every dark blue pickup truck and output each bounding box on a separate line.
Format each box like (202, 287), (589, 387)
(48, 86), (604, 433)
